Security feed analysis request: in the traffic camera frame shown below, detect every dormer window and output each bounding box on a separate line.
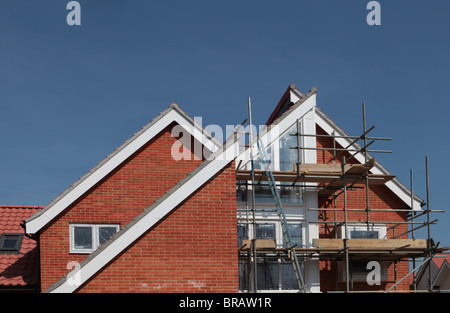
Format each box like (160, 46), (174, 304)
(0, 233), (23, 252)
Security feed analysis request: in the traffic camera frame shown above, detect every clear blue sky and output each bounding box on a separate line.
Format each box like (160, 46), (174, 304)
(1, 1), (449, 247)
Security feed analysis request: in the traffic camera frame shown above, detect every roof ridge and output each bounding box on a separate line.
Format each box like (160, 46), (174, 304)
(25, 103), (222, 231)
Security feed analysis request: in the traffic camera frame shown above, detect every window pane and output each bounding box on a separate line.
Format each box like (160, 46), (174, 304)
(3, 238), (18, 249)
(257, 258), (278, 290)
(236, 181), (247, 202)
(253, 147), (274, 203)
(279, 126), (303, 204)
(280, 182), (303, 204)
(256, 224), (275, 240)
(98, 227), (118, 245)
(254, 182), (274, 203)
(0, 234), (23, 251)
(237, 224), (248, 248)
(74, 226), (93, 250)
(253, 147), (272, 171)
(283, 224), (302, 248)
(238, 257), (249, 291)
(279, 125), (299, 172)
(350, 230), (378, 239)
(281, 259), (305, 290)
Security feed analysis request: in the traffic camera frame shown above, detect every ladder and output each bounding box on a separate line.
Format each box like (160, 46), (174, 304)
(256, 138), (307, 293)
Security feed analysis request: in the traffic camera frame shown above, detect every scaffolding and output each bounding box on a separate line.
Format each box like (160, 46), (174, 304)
(237, 101), (448, 293)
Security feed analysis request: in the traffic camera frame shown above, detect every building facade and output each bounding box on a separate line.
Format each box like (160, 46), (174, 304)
(1, 85), (441, 293)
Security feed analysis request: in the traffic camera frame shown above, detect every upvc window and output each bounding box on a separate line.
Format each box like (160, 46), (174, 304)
(279, 125), (300, 172)
(70, 224), (120, 253)
(238, 222), (304, 291)
(247, 222), (303, 249)
(278, 125), (303, 204)
(256, 223), (276, 240)
(237, 224), (248, 248)
(350, 230), (379, 239)
(340, 224), (387, 239)
(253, 147), (274, 203)
(241, 122), (305, 205)
(282, 223), (302, 248)
(339, 224), (388, 282)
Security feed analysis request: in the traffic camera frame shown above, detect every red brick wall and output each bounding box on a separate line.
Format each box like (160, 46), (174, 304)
(79, 161), (237, 293)
(39, 122), (239, 292)
(315, 125), (410, 292)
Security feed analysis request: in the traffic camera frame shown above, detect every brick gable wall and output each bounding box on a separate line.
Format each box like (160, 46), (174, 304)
(315, 125), (410, 292)
(78, 161), (237, 292)
(39, 122), (239, 292)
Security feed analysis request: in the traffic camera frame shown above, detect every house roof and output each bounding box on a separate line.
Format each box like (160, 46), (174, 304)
(314, 105), (424, 210)
(0, 205), (42, 289)
(24, 103), (222, 234)
(236, 86), (318, 167)
(412, 253), (450, 288)
(265, 84), (305, 125)
(45, 134), (241, 293)
(23, 84), (425, 291)
(263, 84), (423, 211)
(19, 100), (241, 292)
(433, 253), (450, 269)
(433, 253), (450, 288)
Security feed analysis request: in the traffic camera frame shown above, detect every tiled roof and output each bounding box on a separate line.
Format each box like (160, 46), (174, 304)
(433, 253), (450, 269)
(0, 205), (42, 289)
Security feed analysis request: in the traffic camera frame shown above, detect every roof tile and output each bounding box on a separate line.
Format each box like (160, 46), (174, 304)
(0, 205), (42, 288)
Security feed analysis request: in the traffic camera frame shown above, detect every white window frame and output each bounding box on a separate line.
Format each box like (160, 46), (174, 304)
(240, 122), (306, 206)
(70, 224), (120, 254)
(339, 224), (387, 239)
(244, 220), (305, 248)
(276, 122), (303, 172)
(238, 220), (306, 291)
(337, 224), (389, 282)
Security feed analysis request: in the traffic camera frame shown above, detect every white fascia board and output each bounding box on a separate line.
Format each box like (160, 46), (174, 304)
(26, 110), (221, 234)
(186, 115), (221, 153)
(236, 93), (317, 164)
(314, 110), (423, 211)
(48, 140), (240, 293)
(290, 89), (302, 103)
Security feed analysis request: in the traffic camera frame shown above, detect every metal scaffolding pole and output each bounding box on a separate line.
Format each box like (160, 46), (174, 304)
(236, 98), (446, 293)
(385, 253), (436, 293)
(362, 102), (371, 232)
(248, 97), (257, 293)
(296, 119), (301, 176)
(343, 156), (350, 292)
(426, 156), (432, 292)
(411, 169), (417, 292)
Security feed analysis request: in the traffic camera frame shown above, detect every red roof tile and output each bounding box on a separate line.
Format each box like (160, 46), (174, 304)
(433, 253), (450, 269)
(0, 205), (42, 289)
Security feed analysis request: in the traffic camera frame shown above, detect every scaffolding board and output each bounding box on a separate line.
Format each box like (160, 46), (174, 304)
(238, 239), (449, 262)
(236, 163), (394, 187)
(238, 99), (448, 293)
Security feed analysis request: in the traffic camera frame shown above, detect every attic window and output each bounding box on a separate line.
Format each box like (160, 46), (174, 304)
(0, 233), (23, 252)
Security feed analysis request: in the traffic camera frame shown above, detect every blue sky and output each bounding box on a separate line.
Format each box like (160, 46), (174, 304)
(0, 1), (449, 247)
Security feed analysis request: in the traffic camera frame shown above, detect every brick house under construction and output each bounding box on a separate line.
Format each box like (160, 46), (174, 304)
(0, 84), (446, 293)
